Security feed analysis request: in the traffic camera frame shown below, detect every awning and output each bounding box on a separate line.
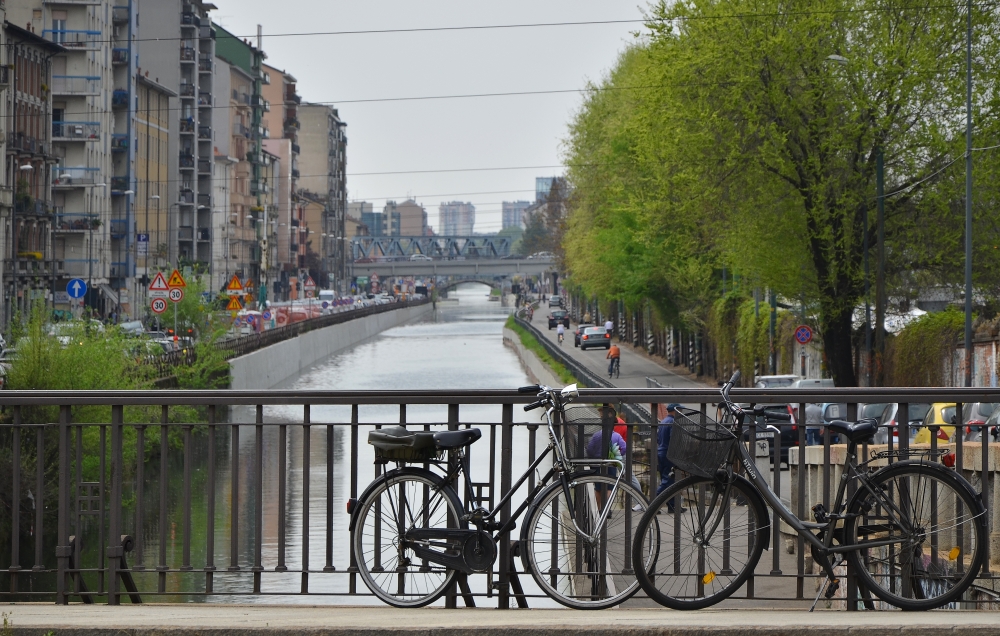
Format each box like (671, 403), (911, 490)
(98, 284), (119, 305)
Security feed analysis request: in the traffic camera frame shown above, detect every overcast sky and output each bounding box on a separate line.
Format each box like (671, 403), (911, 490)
(211, 1), (647, 234)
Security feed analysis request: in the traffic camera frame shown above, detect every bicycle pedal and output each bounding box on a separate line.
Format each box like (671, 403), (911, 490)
(824, 578), (840, 599)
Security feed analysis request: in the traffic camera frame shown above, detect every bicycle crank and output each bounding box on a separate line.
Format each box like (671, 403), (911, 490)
(404, 528), (497, 574)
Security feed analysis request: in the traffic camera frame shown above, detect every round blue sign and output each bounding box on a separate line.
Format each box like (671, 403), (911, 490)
(322, 301), (329, 309)
(246, 314), (256, 324)
(67, 278), (87, 299)
(794, 325), (813, 345)
(262, 311), (272, 320)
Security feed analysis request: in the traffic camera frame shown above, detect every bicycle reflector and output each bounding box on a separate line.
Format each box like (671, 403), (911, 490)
(347, 498), (357, 514)
(942, 451), (956, 468)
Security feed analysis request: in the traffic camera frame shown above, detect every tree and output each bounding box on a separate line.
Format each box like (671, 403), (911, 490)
(563, 0), (1000, 385)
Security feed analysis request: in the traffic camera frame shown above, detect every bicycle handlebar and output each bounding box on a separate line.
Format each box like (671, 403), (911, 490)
(518, 385), (541, 393)
(524, 400), (547, 412)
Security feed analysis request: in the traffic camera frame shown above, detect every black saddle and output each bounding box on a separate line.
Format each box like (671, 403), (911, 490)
(433, 428), (482, 449)
(827, 418), (878, 443)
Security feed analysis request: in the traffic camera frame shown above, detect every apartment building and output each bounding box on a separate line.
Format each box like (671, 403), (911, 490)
(502, 200), (531, 230)
(298, 103), (346, 291)
(395, 199), (426, 236)
(8, 0), (133, 318)
(4, 22), (58, 323)
(133, 75), (173, 310)
(439, 201), (475, 235)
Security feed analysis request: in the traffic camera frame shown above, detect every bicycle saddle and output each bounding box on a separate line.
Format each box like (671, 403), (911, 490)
(827, 418), (877, 443)
(433, 428), (482, 449)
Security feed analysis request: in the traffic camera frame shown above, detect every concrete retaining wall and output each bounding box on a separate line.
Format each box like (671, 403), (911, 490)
(503, 326), (563, 388)
(230, 303), (434, 390)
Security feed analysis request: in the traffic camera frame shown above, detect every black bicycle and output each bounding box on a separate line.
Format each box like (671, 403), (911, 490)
(632, 371), (987, 611)
(608, 357), (620, 379)
(349, 384), (655, 609)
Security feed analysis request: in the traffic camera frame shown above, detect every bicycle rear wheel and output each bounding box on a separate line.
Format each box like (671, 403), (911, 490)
(521, 473), (654, 609)
(845, 461), (986, 610)
(353, 469), (463, 607)
(632, 474), (768, 609)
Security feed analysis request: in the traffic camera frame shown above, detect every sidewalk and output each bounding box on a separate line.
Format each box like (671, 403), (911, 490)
(3, 604), (998, 634)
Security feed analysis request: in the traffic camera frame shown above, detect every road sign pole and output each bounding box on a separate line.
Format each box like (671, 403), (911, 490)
(173, 300), (178, 343)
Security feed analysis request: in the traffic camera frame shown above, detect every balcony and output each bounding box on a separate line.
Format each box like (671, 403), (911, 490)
(197, 160), (211, 174)
(52, 121), (100, 141)
(14, 258), (55, 276)
(233, 123), (250, 138)
(180, 84), (196, 98)
(53, 212), (98, 232)
(262, 71), (271, 85)
(112, 89), (129, 108)
(197, 228), (211, 241)
(179, 153), (195, 170)
(199, 25), (213, 40)
(180, 118), (195, 134)
(179, 189), (194, 204)
(181, 11), (200, 27)
(178, 226), (194, 241)
(109, 219), (127, 238)
(8, 133), (48, 156)
(180, 47), (196, 62)
(15, 200), (51, 216)
(112, 6), (129, 24)
(112, 48), (129, 66)
(197, 193), (211, 208)
(284, 117), (299, 132)
(44, 29), (101, 51)
(285, 86), (301, 105)
(110, 176), (129, 193)
(198, 92), (212, 107)
(291, 169), (300, 179)
(52, 75), (101, 96)
(52, 166), (100, 187)
(111, 134), (129, 151)
(198, 125), (212, 140)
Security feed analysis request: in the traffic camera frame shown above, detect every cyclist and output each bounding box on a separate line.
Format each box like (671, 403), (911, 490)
(606, 342), (620, 376)
(556, 322), (565, 344)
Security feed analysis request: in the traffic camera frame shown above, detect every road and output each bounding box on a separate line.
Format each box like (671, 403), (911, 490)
(526, 309), (706, 390)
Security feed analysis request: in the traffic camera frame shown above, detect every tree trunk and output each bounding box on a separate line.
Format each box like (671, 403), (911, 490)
(821, 306), (857, 387)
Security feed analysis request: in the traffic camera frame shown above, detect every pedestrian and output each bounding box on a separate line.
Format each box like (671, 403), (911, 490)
(657, 404), (683, 510)
(584, 311), (592, 323)
(585, 410), (643, 509)
(805, 402), (824, 445)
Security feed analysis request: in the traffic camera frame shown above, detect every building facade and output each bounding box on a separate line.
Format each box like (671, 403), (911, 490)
(502, 200), (530, 230)
(395, 199), (426, 236)
(298, 103), (346, 292)
(439, 201), (475, 235)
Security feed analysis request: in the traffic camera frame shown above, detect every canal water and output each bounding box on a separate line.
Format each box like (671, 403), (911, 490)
(132, 283), (553, 605)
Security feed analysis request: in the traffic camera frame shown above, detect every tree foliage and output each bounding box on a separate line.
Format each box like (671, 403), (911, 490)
(562, 0), (1000, 385)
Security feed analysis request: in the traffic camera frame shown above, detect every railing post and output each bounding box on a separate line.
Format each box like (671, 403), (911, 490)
(206, 405), (216, 593)
(56, 405), (71, 605)
(181, 424), (193, 572)
(253, 405), (264, 593)
(107, 405), (123, 605)
(302, 405), (311, 593)
(324, 406), (335, 573)
(497, 404), (513, 608)
(9, 407), (21, 594)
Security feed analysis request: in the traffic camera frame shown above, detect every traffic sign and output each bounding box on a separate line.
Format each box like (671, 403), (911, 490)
(794, 325), (813, 345)
(66, 278), (87, 299)
(151, 297), (168, 314)
(303, 275), (316, 290)
(246, 314), (256, 324)
(148, 272), (169, 296)
(167, 269), (186, 288)
(262, 310), (272, 320)
(321, 301), (329, 309)
(226, 274), (244, 294)
(226, 296), (243, 311)
(168, 288), (184, 303)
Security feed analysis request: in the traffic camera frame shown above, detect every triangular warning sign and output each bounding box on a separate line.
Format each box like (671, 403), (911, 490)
(303, 276), (316, 289)
(149, 272), (169, 292)
(167, 269), (187, 288)
(226, 274), (244, 293)
(226, 296), (243, 311)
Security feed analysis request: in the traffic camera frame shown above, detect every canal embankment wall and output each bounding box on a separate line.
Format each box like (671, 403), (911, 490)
(503, 326), (563, 388)
(229, 302), (434, 390)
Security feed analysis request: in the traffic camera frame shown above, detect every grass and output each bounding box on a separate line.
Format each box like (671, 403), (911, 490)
(505, 315), (580, 386)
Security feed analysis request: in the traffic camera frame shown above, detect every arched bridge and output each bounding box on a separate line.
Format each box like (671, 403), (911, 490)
(435, 278), (502, 293)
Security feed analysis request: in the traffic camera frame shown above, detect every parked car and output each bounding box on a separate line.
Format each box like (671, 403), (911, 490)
(574, 323), (594, 347)
(914, 403), (957, 444)
(873, 403), (931, 444)
(741, 403), (798, 466)
(754, 374), (799, 388)
(547, 309), (569, 329)
(579, 326), (611, 350)
(548, 295), (563, 307)
(409, 254), (432, 261)
(961, 402), (999, 441)
(792, 378), (835, 389)
(968, 405), (1000, 442)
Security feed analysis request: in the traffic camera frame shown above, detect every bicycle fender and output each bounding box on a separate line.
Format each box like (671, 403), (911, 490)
(347, 467), (456, 533)
(855, 459), (987, 516)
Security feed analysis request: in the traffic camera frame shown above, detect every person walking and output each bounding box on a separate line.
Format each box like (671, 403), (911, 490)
(805, 402), (824, 445)
(606, 342), (621, 377)
(657, 404), (684, 512)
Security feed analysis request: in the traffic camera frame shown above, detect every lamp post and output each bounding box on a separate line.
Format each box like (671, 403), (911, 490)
(964, 0), (973, 387)
(12, 163), (33, 322)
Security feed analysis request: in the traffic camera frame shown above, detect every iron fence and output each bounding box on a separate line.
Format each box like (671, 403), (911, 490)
(2, 386), (1000, 608)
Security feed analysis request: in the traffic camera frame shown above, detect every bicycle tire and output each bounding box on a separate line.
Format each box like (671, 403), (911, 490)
(353, 468), (464, 607)
(844, 460), (986, 610)
(521, 472), (654, 609)
(632, 474), (769, 610)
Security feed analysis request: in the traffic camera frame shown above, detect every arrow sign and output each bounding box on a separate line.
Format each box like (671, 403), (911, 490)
(66, 278), (87, 299)
(167, 269), (187, 288)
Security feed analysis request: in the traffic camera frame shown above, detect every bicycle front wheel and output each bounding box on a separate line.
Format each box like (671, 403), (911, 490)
(521, 472), (654, 609)
(845, 461), (986, 610)
(353, 469), (464, 607)
(632, 474), (769, 609)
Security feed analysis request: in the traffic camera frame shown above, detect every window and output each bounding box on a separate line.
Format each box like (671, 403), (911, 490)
(51, 11), (67, 43)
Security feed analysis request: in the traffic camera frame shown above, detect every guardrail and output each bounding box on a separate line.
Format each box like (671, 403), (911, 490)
(1, 386), (1000, 609)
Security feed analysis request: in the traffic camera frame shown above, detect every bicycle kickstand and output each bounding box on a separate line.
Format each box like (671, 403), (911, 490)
(808, 556), (843, 613)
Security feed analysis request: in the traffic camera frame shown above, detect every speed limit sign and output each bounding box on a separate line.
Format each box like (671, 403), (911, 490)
(151, 297), (168, 314)
(168, 287), (184, 303)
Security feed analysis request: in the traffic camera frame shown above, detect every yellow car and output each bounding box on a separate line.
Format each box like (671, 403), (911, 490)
(914, 403), (957, 444)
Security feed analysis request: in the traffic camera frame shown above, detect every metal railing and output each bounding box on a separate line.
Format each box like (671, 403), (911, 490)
(2, 384), (1000, 608)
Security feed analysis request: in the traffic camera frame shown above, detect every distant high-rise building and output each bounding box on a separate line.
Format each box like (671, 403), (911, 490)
(348, 201), (374, 235)
(502, 201), (531, 229)
(535, 177), (557, 202)
(395, 199), (427, 236)
(439, 201), (475, 235)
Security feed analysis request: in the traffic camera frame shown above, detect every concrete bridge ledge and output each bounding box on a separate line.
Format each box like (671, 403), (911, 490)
(2, 605), (998, 635)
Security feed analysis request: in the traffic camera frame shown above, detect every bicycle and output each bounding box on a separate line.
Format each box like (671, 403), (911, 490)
(349, 384), (655, 609)
(608, 357), (620, 379)
(558, 331), (565, 345)
(632, 371), (987, 611)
